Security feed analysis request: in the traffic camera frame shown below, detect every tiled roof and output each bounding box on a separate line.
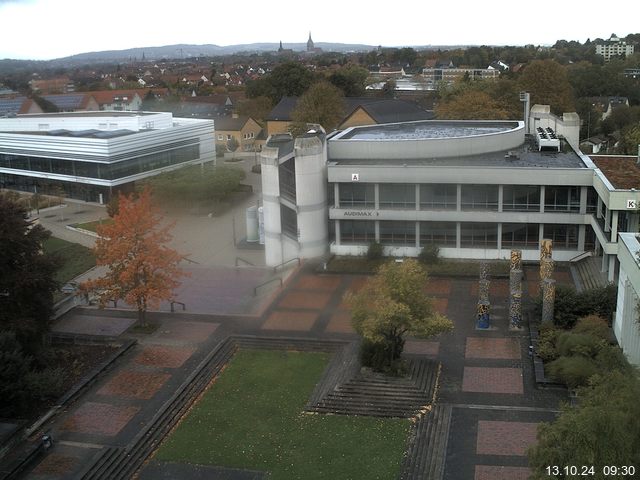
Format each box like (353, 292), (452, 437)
(591, 155), (640, 190)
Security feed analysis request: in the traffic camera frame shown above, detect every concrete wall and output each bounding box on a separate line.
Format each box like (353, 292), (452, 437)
(1, 111), (173, 132)
(529, 105), (580, 150)
(614, 233), (640, 366)
(294, 135), (329, 259)
(329, 121), (524, 160)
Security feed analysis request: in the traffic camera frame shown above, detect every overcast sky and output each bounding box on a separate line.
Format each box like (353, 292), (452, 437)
(0, 0), (637, 60)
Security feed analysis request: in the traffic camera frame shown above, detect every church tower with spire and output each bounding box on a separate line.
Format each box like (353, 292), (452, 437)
(307, 32), (314, 52)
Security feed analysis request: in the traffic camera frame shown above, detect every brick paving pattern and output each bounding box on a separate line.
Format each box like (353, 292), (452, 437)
(61, 402), (139, 436)
(261, 310), (318, 331)
(462, 367), (524, 394)
(31, 454), (77, 475)
(475, 465), (532, 480)
(134, 345), (196, 368)
(424, 279), (452, 295)
(325, 311), (355, 333)
(432, 297), (448, 315)
(152, 321), (219, 343)
(476, 420), (539, 456)
(98, 370), (171, 400)
(295, 275), (341, 291)
(277, 291), (332, 310)
(470, 281), (510, 298)
(465, 337), (521, 360)
(404, 340), (440, 356)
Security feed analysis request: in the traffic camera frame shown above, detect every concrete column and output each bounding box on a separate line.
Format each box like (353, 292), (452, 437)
(293, 135), (328, 260)
(497, 223), (503, 251)
(538, 224), (545, 248)
(579, 186), (588, 214)
(335, 220), (341, 246)
(415, 184), (420, 211)
(539, 185), (545, 213)
(605, 206), (611, 232)
(608, 255), (616, 282)
(456, 184), (462, 212)
(597, 196), (603, 219)
(578, 224), (586, 251)
(498, 185), (504, 213)
(611, 211), (619, 241)
(456, 222), (461, 249)
(334, 183), (340, 208)
(602, 253), (608, 273)
(375, 220), (380, 242)
(415, 221), (420, 248)
(374, 183), (380, 210)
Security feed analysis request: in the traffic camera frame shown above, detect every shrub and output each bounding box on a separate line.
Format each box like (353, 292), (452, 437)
(359, 338), (407, 376)
(367, 241), (384, 261)
(536, 324), (560, 362)
(25, 368), (65, 403)
(546, 355), (599, 389)
(573, 315), (611, 342)
(594, 344), (633, 375)
(418, 244), (440, 265)
(579, 284), (617, 323)
(555, 332), (604, 358)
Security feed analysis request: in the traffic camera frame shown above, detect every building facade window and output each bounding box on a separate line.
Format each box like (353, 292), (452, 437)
(585, 225), (596, 250)
(587, 187), (598, 214)
(420, 184), (456, 210)
(544, 224), (578, 249)
(502, 185), (540, 211)
(461, 185), (499, 211)
(278, 158), (296, 202)
(502, 223), (539, 248)
(461, 222), (498, 248)
(380, 220), (416, 245)
(338, 183), (375, 209)
(379, 183), (415, 209)
(419, 221), (456, 246)
(544, 186), (580, 212)
(280, 204), (298, 239)
(339, 220), (375, 244)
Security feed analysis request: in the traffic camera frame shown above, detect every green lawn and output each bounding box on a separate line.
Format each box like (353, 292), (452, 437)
(43, 237), (96, 285)
(74, 218), (113, 233)
(155, 349), (410, 479)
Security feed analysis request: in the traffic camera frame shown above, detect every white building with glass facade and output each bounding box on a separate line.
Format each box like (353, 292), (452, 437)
(0, 111), (215, 203)
(259, 112), (640, 283)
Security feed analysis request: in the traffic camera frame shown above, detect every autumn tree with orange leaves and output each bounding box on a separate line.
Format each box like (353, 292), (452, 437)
(82, 187), (187, 326)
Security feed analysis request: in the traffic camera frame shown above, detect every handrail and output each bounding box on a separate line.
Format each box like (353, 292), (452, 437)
(254, 277), (283, 296)
(569, 251), (593, 263)
(235, 256), (255, 267)
(181, 256), (200, 264)
(170, 300), (186, 312)
(272, 257), (300, 273)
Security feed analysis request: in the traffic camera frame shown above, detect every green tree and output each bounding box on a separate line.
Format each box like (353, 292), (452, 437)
(246, 61), (315, 104)
(381, 79), (396, 98)
(345, 259), (453, 372)
(518, 59), (575, 114)
(620, 123), (640, 155)
(328, 65), (370, 96)
(236, 96), (274, 124)
(528, 372), (640, 478)
(0, 193), (58, 356)
(291, 81), (345, 131)
(436, 89), (509, 119)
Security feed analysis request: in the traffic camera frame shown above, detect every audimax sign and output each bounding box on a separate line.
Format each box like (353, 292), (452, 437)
(343, 211), (380, 217)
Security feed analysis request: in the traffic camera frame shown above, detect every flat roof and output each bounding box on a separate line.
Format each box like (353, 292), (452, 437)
(330, 139), (587, 169)
(591, 155), (640, 189)
(17, 111), (156, 118)
(2, 128), (139, 139)
(338, 120), (520, 141)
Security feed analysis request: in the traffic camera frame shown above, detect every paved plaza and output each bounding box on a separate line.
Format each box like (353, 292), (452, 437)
(23, 261), (573, 479)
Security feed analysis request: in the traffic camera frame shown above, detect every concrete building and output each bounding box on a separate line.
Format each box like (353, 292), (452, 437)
(595, 35), (635, 62)
(614, 233), (640, 367)
(259, 107), (640, 284)
(0, 111), (215, 203)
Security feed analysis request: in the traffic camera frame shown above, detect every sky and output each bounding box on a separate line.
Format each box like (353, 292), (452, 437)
(0, 0), (637, 60)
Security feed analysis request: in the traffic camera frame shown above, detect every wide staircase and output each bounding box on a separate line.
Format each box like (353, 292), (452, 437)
(572, 255), (609, 291)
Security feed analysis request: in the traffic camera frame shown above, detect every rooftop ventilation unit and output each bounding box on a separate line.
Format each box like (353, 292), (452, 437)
(535, 126), (560, 152)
